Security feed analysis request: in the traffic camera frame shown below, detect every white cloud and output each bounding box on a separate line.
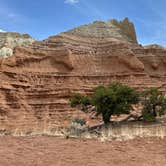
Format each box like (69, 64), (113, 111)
(0, 29), (6, 33)
(65, 0), (79, 5)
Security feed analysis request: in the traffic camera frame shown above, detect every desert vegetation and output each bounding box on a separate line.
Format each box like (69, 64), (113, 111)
(70, 82), (166, 124)
(141, 88), (166, 122)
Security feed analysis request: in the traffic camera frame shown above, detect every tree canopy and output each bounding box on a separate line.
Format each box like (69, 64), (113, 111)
(70, 82), (139, 124)
(141, 88), (166, 121)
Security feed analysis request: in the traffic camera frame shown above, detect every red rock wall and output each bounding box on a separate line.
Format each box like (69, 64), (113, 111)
(0, 34), (166, 134)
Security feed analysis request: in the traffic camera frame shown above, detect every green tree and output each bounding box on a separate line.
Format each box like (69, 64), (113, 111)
(70, 93), (91, 113)
(141, 88), (166, 122)
(70, 82), (139, 124)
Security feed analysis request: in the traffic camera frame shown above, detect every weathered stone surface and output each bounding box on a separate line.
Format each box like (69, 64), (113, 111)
(0, 32), (35, 58)
(64, 17), (138, 43)
(0, 18), (166, 134)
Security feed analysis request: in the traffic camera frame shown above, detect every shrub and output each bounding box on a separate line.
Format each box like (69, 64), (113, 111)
(71, 118), (86, 126)
(142, 109), (156, 122)
(69, 118), (87, 136)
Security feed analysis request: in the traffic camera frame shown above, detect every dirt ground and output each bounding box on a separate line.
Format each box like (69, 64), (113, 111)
(0, 136), (165, 166)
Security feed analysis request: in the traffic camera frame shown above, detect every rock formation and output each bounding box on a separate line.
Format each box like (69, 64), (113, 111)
(0, 18), (166, 134)
(0, 32), (34, 58)
(64, 17), (138, 43)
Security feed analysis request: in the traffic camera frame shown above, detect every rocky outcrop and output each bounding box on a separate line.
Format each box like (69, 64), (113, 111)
(0, 18), (166, 134)
(0, 32), (35, 58)
(64, 17), (138, 43)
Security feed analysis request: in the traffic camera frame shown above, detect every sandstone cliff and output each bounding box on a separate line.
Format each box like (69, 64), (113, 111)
(0, 18), (166, 134)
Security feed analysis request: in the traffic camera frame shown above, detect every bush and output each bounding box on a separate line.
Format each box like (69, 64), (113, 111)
(142, 109), (156, 122)
(71, 118), (86, 126)
(69, 118), (87, 136)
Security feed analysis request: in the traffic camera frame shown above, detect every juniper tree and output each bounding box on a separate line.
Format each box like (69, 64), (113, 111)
(70, 82), (139, 124)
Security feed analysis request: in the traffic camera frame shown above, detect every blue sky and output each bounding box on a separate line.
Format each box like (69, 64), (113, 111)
(0, 0), (166, 46)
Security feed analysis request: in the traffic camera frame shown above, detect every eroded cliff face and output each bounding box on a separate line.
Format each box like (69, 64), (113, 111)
(0, 18), (166, 134)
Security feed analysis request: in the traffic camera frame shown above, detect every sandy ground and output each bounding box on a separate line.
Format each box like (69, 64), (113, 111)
(0, 136), (165, 166)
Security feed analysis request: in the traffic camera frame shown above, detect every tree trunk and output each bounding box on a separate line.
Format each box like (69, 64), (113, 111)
(102, 113), (111, 124)
(152, 106), (157, 117)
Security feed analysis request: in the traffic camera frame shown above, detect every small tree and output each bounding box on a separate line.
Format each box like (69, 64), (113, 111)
(141, 88), (166, 122)
(70, 82), (139, 124)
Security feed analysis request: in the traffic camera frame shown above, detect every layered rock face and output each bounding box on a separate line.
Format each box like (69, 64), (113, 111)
(0, 18), (166, 134)
(64, 17), (138, 43)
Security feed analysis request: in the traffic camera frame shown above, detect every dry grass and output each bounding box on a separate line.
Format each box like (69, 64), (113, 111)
(0, 122), (165, 141)
(66, 122), (166, 141)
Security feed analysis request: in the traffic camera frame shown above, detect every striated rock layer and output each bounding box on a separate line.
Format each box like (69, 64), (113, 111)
(0, 18), (166, 134)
